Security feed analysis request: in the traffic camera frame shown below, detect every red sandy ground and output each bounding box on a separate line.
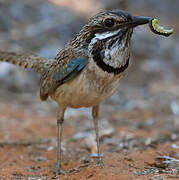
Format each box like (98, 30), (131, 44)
(0, 103), (178, 180)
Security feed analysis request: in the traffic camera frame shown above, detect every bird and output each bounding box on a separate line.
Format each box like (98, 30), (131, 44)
(0, 10), (153, 176)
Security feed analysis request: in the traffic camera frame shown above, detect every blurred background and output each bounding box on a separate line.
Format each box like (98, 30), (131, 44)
(0, 0), (179, 128)
(0, 0), (178, 178)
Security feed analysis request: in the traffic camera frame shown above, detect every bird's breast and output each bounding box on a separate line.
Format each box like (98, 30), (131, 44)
(51, 60), (126, 108)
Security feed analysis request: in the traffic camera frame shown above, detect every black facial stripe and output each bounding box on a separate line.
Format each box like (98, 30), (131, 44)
(108, 36), (119, 49)
(91, 29), (129, 74)
(86, 33), (96, 44)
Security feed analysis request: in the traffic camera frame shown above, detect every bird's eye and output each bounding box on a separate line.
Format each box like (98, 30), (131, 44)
(103, 18), (115, 28)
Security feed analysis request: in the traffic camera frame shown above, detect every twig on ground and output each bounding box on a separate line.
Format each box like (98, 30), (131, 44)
(0, 138), (53, 146)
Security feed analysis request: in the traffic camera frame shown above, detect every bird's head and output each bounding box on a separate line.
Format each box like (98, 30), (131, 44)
(69, 10), (152, 74)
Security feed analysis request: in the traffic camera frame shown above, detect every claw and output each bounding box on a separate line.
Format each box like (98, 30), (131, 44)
(97, 157), (104, 168)
(54, 164), (69, 178)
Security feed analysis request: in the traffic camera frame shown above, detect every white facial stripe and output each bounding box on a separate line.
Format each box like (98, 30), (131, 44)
(89, 30), (119, 51)
(95, 30), (119, 40)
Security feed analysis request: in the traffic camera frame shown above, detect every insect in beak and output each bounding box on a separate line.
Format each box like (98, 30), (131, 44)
(123, 16), (173, 37)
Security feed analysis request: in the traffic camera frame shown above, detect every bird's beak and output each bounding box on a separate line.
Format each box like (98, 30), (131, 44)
(130, 16), (153, 27)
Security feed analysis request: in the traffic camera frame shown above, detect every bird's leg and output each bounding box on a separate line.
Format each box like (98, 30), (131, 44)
(92, 105), (104, 167)
(55, 108), (68, 177)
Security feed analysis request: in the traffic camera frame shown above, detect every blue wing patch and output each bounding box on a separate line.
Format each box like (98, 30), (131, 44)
(50, 57), (88, 93)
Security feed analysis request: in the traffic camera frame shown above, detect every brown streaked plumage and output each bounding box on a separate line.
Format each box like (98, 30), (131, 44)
(0, 51), (50, 74)
(0, 10), (158, 177)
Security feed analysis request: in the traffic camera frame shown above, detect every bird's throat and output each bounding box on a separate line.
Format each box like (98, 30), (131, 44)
(90, 29), (131, 74)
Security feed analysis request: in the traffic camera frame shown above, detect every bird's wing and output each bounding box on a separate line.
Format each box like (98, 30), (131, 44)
(49, 57), (88, 93)
(40, 54), (88, 100)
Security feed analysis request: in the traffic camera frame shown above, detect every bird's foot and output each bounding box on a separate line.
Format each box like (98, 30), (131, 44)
(97, 158), (104, 168)
(54, 165), (69, 178)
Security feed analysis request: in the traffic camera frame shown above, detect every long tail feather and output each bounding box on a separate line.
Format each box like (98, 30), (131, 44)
(0, 51), (50, 74)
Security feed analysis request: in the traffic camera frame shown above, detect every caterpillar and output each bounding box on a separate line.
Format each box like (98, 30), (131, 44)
(149, 19), (173, 37)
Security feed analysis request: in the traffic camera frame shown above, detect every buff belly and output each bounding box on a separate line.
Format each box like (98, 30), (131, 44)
(51, 61), (125, 108)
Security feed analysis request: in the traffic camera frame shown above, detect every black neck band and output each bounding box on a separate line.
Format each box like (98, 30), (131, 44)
(93, 50), (129, 75)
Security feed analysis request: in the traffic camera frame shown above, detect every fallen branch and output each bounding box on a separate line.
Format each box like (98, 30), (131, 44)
(0, 138), (53, 146)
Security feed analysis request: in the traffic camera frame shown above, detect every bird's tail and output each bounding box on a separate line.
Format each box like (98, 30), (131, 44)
(0, 51), (50, 74)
